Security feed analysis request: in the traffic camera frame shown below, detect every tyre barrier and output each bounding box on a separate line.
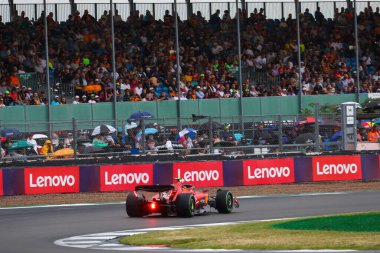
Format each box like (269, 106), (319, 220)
(0, 154), (380, 196)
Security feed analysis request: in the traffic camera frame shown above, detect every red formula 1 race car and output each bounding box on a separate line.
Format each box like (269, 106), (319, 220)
(125, 178), (239, 217)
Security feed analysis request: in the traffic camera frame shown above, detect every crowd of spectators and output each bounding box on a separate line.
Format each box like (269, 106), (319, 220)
(0, 4), (380, 106)
(2, 116), (378, 159)
(0, 123), (283, 158)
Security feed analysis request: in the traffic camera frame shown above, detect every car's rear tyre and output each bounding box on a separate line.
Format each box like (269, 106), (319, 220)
(126, 193), (144, 217)
(161, 206), (169, 217)
(215, 190), (234, 213)
(176, 193), (195, 217)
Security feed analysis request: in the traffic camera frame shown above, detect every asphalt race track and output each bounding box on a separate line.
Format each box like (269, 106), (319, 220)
(0, 191), (380, 253)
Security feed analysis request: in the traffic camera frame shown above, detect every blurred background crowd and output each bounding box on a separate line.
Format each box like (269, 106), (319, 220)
(0, 3), (380, 106)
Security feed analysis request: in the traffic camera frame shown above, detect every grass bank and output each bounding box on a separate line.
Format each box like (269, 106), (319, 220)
(120, 212), (380, 250)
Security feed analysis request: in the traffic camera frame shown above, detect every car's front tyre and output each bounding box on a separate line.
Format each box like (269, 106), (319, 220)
(215, 190), (234, 213)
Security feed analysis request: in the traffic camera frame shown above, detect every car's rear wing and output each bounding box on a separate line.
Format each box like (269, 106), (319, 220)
(135, 185), (175, 192)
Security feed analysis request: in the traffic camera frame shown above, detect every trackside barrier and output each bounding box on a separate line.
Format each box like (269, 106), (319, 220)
(2, 168), (24, 196)
(80, 165), (100, 193)
(361, 155), (380, 180)
(0, 155), (379, 196)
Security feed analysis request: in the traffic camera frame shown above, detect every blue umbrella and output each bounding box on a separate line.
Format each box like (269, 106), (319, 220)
(176, 128), (197, 141)
(136, 128), (159, 141)
(0, 128), (22, 138)
(128, 111), (155, 121)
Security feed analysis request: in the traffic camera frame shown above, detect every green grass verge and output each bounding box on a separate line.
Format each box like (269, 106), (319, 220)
(119, 212), (380, 250)
(272, 212), (380, 232)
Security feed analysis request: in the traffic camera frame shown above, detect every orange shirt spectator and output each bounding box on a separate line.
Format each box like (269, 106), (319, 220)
(367, 125), (380, 142)
(131, 93), (141, 101)
(9, 74), (20, 87)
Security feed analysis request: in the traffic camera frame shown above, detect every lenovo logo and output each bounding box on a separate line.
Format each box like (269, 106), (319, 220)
(312, 156), (362, 181)
(104, 172), (149, 185)
(242, 158), (295, 185)
(177, 169), (219, 182)
(100, 164), (153, 191)
(29, 174), (75, 188)
(316, 162), (358, 175)
(247, 166), (291, 179)
(172, 162), (224, 187)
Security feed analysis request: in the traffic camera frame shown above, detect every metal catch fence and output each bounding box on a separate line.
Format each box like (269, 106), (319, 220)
(0, 111), (345, 162)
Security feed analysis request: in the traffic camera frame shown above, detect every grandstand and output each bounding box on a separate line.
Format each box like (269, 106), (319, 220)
(0, 0), (378, 161)
(0, 0), (378, 105)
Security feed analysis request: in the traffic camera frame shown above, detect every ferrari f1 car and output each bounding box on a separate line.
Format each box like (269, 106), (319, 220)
(125, 178), (239, 217)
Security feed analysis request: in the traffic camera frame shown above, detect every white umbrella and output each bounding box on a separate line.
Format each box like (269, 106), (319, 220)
(125, 122), (138, 132)
(32, 134), (48, 139)
(92, 125), (116, 136)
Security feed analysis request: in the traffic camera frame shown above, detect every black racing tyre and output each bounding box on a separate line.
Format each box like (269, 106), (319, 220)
(126, 193), (144, 217)
(175, 193), (196, 217)
(215, 190), (234, 213)
(161, 206), (169, 217)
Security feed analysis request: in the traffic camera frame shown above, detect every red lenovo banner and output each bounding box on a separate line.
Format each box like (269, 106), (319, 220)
(172, 161), (224, 187)
(24, 167), (80, 195)
(242, 158), (295, 185)
(100, 164), (154, 191)
(0, 169), (3, 196)
(312, 155), (362, 181)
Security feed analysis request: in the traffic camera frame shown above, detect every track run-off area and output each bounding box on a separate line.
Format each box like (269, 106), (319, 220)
(0, 191), (380, 253)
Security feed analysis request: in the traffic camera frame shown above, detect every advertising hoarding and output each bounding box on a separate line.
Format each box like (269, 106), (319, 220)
(24, 167), (80, 194)
(100, 164), (154, 191)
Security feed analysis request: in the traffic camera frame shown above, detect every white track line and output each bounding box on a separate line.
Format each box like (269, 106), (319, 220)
(54, 217), (358, 252)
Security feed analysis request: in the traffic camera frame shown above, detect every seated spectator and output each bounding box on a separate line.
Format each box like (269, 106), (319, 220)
(367, 125), (380, 142)
(146, 134), (158, 154)
(26, 133), (38, 153)
(92, 135), (108, 147)
(179, 133), (193, 155)
(40, 140), (54, 156)
(51, 132), (60, 150)
(357, 127), (368, 142)
(88, 94), (96, 103)
(51, 96), (61, 105)
(3, 90), (13, 106)
(64, 133), (74, 148)
(73, 95), (81, 104)
(29, 92), (41, 105)
(254, 122), (274, 145)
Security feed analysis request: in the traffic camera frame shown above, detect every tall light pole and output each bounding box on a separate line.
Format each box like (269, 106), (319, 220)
(174, 0), (182, 129)
(354, 0), (360, 102)
(110, 0), (118, 128)
(43, 0), (51, 137)
(236, 0), (243, 124)
(295, 0), (302, 113)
